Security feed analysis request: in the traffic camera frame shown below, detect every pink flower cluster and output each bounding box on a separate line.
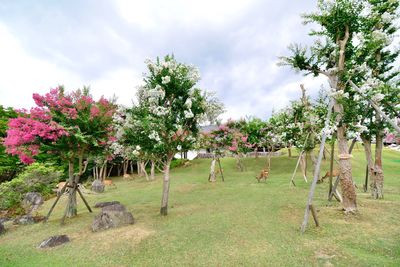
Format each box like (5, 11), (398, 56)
(4, 117), (67, 164)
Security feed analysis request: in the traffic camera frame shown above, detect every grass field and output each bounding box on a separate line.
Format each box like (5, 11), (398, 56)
(0, 146), (399, 266)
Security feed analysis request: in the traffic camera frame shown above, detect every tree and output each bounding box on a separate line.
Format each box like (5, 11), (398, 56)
(280, 0), (364, 213)
(0, 105), (21, 183)
(137, 55), (208, 216)
(4, 86), (116, 218)
(349, 0), (399, 199)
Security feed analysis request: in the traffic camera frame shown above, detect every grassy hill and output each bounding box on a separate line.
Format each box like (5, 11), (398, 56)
(0, 146), (399, 266)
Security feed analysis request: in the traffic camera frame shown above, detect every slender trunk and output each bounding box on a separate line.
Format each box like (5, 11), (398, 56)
(209, 158), (217, 182)
(137, 161), (142, 176)
(361, 136), (374, 188)
(150, 160), (155, 180)
(66, 159), (77, 218)
(130, 161), (134, 174)
(141, 161), (149, 180)
(254, 147), (258, 158)
(160, 156), (173, 216)
(107, 165), (113, 178)
(235, 154), (244, 172)
(300, 152), (307, 182)
(288, 145), (292, 157)
(372, 122), (384, 199)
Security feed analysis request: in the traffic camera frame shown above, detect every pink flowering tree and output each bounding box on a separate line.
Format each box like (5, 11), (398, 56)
(4, 86), (116, 218)
(205, 120), (253, 172)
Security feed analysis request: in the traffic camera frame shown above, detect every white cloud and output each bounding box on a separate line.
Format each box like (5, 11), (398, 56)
(115, 0), (257, 30)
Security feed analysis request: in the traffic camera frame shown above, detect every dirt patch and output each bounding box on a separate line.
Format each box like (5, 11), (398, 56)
(68, 225), (154, 252)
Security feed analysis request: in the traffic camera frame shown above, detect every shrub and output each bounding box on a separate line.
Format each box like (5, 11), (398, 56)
(0, 163), (63, 212)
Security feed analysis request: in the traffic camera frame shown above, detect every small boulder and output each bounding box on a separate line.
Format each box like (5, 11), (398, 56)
(91, 179), (105, 193)
(13, 215), (35, 225)
(38, 235), (70, 248)
(94, 201), (120, 208)
(0, 222), (5, 235)
(92, 203), (134, 232)
(22, 192), (44, 214)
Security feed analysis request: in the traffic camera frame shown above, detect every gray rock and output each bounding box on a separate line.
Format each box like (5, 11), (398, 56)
(92, 203), (134, 232)
(38, 235), (70, 248)
(22, 192), (44, 214)
(94, 201), (120, 208)
(91, 179), (105, 193)
(0, 222), (5, 235)
(13, 215), (35, 225)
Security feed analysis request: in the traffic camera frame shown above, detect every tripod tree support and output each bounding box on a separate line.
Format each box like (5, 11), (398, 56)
(289, 133), (310, 187)
(300, 99), (334, 233)
(328, 140), (335, 198)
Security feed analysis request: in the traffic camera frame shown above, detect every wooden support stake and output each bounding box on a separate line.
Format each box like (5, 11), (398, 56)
(329, 175), (341, 202)
(328, 140), (335, 199)
(44, 181), (69, 223)
(363, 165), (369, 193)
(300, 98), (334, 233)
(348, 138), (357, 154)
(290, 150), (303, 187)
(77, 187), (92, 213)
(309, 204), (319, 227)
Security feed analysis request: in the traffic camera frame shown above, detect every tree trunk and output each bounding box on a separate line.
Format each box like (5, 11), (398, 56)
(361, 136), (374, 189)
(335, 101), (357, 213)
(209, 158), (216, 182)
(160, 156), (173, 216)
(288, 145), (292, 157)
(372, 121), (384, 199)
(235, 154), (245, 172)
(150, 160), (155, 180)
(66, 159), (77, 218)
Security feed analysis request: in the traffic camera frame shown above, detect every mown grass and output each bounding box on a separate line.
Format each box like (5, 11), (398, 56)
(0, 145), (399, 266)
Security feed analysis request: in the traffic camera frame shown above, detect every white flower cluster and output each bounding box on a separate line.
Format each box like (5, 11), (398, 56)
(184, 109), (194, 119)
(329, 89), (349, 100)
(371, 29), (390, 45)
(162, 76), (171, 84)
(149, 130), (161, 142)
(355, 123), (369, 134)
(359, 78), (383, 94)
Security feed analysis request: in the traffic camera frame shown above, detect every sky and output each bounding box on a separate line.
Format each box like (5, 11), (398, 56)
(0, 0), (328, 120)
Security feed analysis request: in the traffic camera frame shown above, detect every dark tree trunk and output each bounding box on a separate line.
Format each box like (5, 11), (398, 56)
(66, 160), (77, 218)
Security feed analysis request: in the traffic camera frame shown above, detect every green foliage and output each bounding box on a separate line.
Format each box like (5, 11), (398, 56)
(0, 105), (22, 183)
(0, 163), (63, 211)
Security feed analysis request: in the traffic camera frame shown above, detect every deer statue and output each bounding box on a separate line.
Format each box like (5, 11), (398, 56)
(318, 169), (339, 183)
(256, 169), (269, 183)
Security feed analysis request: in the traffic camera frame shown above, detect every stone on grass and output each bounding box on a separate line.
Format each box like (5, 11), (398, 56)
(22, 192), (44, 214)
(91, 179), (105, 193)
(13, 215), (35, 225)
(94, 201), (120, 208)
(92, 203), (134, 232)
(0, 222), (5, 235)
(38, 235), (70, 248)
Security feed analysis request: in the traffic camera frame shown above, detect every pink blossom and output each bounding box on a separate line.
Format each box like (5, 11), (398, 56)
(90, 106), (100, 119)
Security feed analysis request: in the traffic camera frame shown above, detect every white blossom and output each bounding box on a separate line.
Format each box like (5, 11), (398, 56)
(162, 76), (171, 84)
(177, 145), (182, 151)
(184, 109), (194, 119)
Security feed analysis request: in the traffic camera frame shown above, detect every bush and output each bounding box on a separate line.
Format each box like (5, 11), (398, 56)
(0, 163), (64, 212)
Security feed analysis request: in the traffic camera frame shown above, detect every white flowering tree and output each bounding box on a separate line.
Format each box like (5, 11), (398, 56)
(136, 55), (208, 216)
(280, 0), (364, 213)
(348, 0), (399, 199)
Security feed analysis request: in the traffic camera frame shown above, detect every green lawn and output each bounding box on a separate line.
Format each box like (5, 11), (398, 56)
(0, 146), (399, 267)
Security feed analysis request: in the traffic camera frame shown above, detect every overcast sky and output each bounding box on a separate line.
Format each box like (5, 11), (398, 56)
(0, 0), (327, 120)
